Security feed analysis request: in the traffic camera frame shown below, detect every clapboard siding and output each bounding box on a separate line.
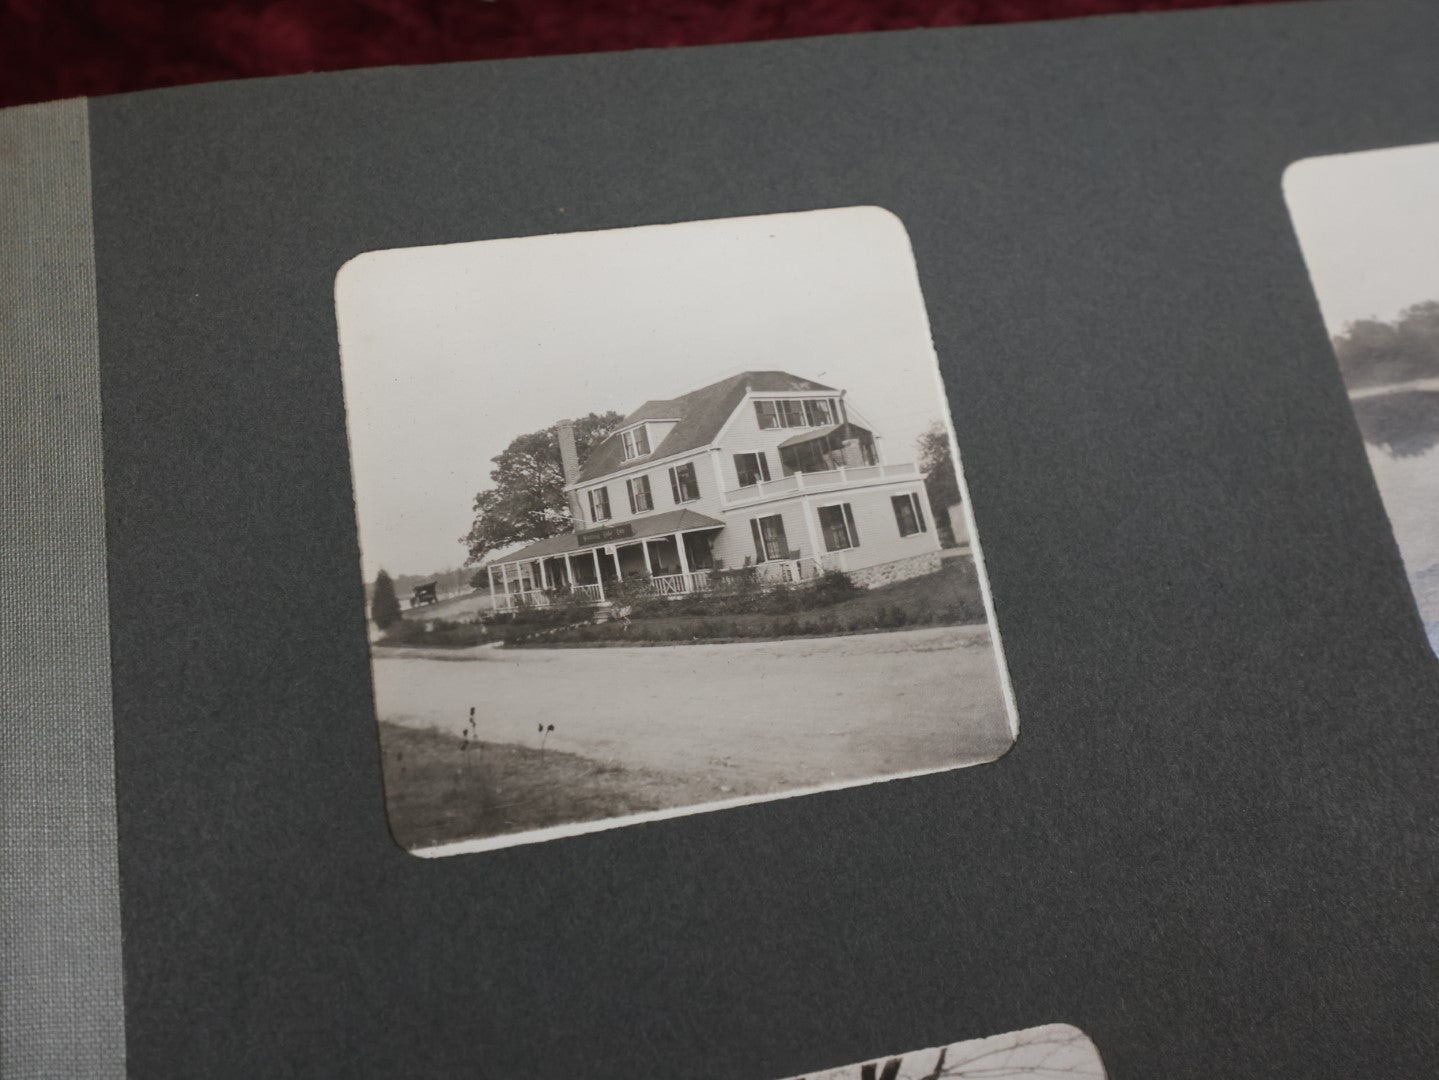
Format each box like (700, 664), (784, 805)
(573, 452), (718, 526)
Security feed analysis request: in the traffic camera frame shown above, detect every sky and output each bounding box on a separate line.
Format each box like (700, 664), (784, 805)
(336, 206), (953, 579)
(1284, 141), (1439, 335)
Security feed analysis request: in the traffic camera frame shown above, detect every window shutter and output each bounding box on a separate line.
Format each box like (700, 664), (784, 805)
(914, 493), (927, 532)
(750, 519), (765, 563)
(758, 452), (771, 482)
(843, 503), (859, 547)
(669, 467), (680, 503)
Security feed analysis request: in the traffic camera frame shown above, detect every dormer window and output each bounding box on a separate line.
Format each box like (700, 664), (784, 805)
(754, 397), (842, 429)
(621, 426), (651, 460)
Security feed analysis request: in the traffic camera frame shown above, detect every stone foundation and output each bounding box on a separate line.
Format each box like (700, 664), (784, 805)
(848, 550), (944, 589)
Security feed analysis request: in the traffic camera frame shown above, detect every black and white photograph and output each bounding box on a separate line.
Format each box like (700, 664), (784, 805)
(777, 1024), (1106, 1080)
(1285, 142), (1439, 656)
(336, 206), (1016, 855)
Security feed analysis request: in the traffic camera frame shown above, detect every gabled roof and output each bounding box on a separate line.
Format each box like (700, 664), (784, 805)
(621, 400), (683, 425)
(497, 508), (725, 564)
(575, 371), (836, 483)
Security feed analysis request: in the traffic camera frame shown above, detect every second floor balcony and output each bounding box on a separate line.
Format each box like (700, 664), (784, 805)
(723, 460), (920, 505)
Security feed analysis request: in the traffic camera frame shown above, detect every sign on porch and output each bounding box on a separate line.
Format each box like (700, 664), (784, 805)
(576, 523), (634, 546)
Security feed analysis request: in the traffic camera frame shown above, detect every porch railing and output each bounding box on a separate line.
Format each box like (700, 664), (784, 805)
(495, 560), (838, 613)
(650, 571), (714, 595)
(724, 460), (919, 503)
(754, 558), (824, 585)
(495, 588), (552, 611)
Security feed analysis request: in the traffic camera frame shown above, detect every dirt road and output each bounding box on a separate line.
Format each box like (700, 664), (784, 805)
(372, 626), (1012, 796)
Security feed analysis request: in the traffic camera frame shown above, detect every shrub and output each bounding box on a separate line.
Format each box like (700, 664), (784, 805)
(757, 588), (804, 615)
(378, 617), (489, 649)
(489, 601), (590, 628)
(371, 569), (402, 629)
(709, 566), (760, 594)
(608, 575), (656, 606)
(809, 569), (862, 607)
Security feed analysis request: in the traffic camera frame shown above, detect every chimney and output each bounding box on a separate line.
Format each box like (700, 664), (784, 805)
(556, 419), (585, 524)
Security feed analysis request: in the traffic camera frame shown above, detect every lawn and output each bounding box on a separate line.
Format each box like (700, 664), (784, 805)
(380, 721), (769, 850)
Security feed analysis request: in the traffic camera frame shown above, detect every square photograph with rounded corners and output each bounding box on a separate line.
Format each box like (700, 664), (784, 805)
(335, 206), (1017, 856)
(1285, 142), (1439, 658)
(777, 1023), (1105, 1080)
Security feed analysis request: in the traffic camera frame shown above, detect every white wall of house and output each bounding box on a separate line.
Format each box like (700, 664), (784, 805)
(711, 498), (807, 570)
(711, 481), (939, 572)
(825, 482), (940, 571)
(713, 391), (849, 494)
(572, 450), (719, 527)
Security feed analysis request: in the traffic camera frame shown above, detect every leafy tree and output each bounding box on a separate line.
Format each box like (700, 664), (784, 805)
(371, 569), (401, 629)
(917, 419), (961, 523)
(1333, 300), (1439, 457)
(461, 411), (623, 565)
(1333, 300), (1439, 390)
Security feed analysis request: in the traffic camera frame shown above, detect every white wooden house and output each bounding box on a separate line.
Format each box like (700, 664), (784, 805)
(484, 371), (942, 609)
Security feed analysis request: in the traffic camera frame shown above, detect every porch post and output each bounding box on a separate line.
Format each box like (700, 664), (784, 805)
(537, 559), (549, 591)
(640, 539), (655, 577)
(564, 552), (577, 590)
(801, 496), (824, 573)
(487, 564), (497, 611)
(592, 548), (605, 601)
(674, 531), (691, 579)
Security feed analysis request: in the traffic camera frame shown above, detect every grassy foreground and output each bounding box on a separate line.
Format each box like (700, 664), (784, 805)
(380, 722), (766, 850)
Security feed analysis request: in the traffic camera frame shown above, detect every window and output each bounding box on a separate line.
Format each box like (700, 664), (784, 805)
(626, 475), (653, 514)
(817, 503), (860, 552)
(749, 514), (790, 562)
(669, 462), (700, 503)
(587, 487), (611, 522)
(779, 439), (831, 477)
(892, 492), (928, 537)
(754, 396), (843, 429)
(803, 398), (835, 426)
(734, 452), (772, 487)
(621, 426), (651, 460)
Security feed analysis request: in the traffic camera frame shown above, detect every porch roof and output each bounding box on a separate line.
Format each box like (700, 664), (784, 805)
(497, 508), (725, 564)
(776, 421), (870, 449)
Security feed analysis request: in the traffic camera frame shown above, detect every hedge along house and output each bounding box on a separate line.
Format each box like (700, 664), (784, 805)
(483, 371), (943, 610)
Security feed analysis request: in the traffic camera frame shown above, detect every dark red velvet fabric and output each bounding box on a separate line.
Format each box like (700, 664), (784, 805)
(3, 0), (1286, 109)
